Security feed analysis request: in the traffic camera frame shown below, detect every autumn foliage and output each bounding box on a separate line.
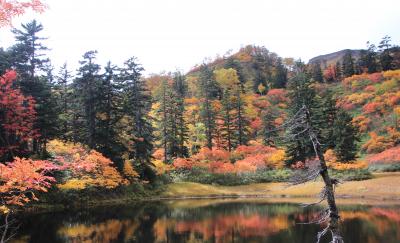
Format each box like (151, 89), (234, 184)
(0, 0), (46, 27)
(0, 70), (38, 160)
(172, 143), (285, 174)
(0, 157), (56, 213)
(47, 140), (128, 190)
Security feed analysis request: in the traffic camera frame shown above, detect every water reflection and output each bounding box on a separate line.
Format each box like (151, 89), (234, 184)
(11, 199), (400, 243)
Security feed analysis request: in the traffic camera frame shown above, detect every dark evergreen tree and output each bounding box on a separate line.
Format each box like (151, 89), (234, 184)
(342, 50), (355, 77)
(311, 63), (323, 83)
(262, 107), (279, 146)
(272, 57), (288, 88)
(359, 42), (378, 73)
(55, 63), (73, 141)
(0, 48), (11, 75)
(332, 110), (359, 162)
(95, 61), (125, 165)
(10, 20), (58, 156)
(251, 47), (272, 94)
(120, 57), (155, 181)
(285, 70), (317, 166)
(220, 89), (236, 151)
(199, 65), (218, 148)
(172, 72), (189, 158)
(234, 88), (250, 146)
(378, 35), (393, 71)
(335, 61), (342, 81)
(73, 50), (101, 148)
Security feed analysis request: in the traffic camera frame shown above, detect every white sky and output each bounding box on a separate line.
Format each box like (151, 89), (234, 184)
(0, 0), (399, 76)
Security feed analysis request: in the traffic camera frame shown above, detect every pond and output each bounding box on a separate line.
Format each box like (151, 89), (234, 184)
(9, 199), (400, 243)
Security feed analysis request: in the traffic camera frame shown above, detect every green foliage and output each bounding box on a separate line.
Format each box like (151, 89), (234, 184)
(170, 168), (292, 186)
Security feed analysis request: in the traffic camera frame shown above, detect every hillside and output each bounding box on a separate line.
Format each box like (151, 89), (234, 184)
(309, 49), (362, 68)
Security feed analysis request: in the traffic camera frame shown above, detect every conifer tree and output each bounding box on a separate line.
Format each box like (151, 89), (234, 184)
(120, 57), (155, 180)
(73, 50), (101, 148)
(172, 72), (189, 157)
(199, 65), (218, 149)
(332, 110), (359, 162)
(272, 58), (288, 88)
(342, 50), (355, 77)
(10, 20), (58, 156)
(378, 35), (393, 71)
(55, 63), (72, 141)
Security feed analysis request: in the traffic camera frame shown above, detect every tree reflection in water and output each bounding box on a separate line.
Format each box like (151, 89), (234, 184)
(10, 200), (400, 243)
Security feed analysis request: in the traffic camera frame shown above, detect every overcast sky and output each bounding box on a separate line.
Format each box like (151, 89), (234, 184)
(0, 0), (399, 75)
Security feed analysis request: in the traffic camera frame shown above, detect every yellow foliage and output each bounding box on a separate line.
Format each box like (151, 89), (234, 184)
(58, 179), (87, 190)
(383, 69), (400, 79)
(324, 149), (367, 170)
(123, 160), (139, 180)
(0, 205), (10, 215)
(265, 149), (285, 169)
(214, 68), (239, 89)
(153, 159), (173, 175)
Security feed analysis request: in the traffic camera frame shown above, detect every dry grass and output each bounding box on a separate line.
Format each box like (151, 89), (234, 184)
(163, 172), (400, 201)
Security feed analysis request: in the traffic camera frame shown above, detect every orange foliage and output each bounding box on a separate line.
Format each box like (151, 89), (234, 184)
(362, 132), (392, 154)
(352, 115), (371, 133)
(363, 101), (384, 114)
(48, 140), (127, 189)
(0, 157), (56, 211)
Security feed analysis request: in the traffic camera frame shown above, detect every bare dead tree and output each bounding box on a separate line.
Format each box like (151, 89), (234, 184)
(278, 105), (344, 243)
(0, 212), (19, 243)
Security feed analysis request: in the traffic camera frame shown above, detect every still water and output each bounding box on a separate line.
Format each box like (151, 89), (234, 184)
(10, 199), (400, 243)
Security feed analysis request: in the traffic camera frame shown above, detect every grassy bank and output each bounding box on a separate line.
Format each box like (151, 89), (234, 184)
(163, 172), (400, 200)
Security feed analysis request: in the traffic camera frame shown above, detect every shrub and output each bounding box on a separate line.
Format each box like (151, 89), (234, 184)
(366, 146), (400, 165)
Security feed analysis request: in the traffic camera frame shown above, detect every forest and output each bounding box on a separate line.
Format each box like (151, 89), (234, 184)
(1, 1), (400, 242)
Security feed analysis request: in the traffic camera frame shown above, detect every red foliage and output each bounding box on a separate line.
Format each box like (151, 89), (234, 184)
(192, 147), (230, 162)
(0, 70), (38, 158)
(363, 85), (375, 93)
(362, 101), (383, 114)
(0, 0), (46, 27)
(250, 117), (262, 131)
(173, 158), (194, 170)
(366, 146), (400, 164)
(323, 65), (337, 82)
(369, 73), (383, 84)
(267, 89), (287, 104)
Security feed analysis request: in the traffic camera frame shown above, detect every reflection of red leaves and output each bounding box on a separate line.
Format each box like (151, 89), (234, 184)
(371, 208), (400, 222)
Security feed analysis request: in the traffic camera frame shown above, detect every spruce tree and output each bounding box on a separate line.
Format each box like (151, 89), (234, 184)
(285, 70), (317, 165)
(199, 65), (218, 148)
(172, 72), (189, 158)
(311, 63), (323, 83)
(55, 63), (73, 141)
(10, 20), (58, 156)
(332, 110), (359, 162)
(221, 89), (236, 151)
(342, 50), (355, 77)
(73, 50), (101, 148)
(120, 57), (155, 180)
(378, 35), (393, 71)
(272, 58), (288, 88)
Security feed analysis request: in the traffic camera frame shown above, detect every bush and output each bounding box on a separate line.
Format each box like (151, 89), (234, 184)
(328, 169), (372, 181)
(169, 168), (293, 186)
